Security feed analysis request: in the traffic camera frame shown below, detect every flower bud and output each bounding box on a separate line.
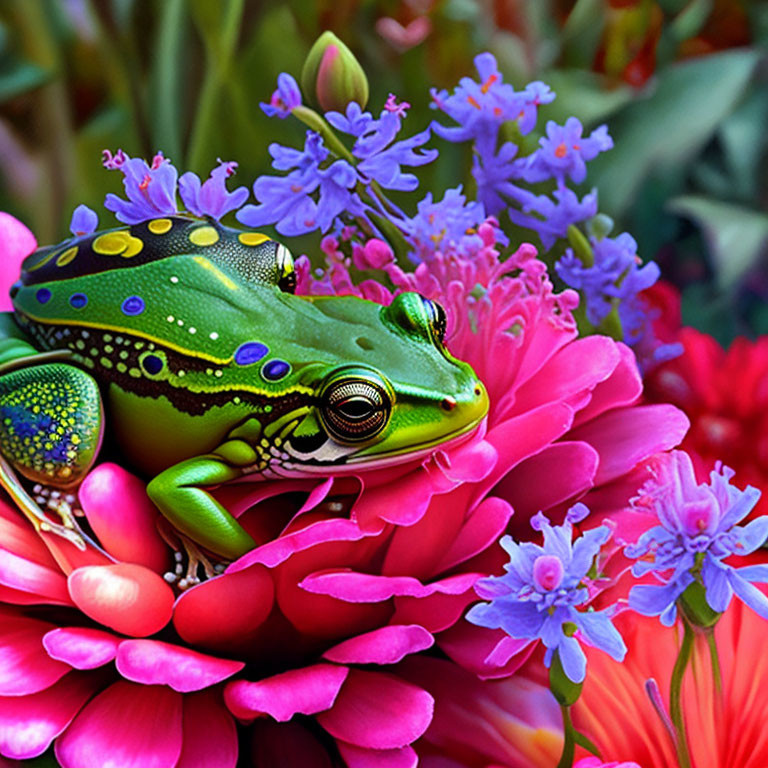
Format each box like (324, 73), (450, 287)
(679, 580), (721, 628)
(301, 31), (369, 113)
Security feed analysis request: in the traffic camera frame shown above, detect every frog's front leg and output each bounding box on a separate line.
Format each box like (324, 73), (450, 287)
(146, 455), (256, 560)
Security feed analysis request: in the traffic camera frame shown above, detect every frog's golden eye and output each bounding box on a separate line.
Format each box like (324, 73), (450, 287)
(320, 374), (392, 444)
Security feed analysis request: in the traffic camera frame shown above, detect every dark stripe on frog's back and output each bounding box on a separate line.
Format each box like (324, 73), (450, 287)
(20, 215), (278, 288)
(14, 314), (313, 419)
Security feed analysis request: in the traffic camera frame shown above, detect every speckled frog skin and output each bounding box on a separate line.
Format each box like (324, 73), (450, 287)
(0, 215), (488, 559)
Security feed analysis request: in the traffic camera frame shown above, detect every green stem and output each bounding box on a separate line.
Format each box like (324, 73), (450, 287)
(669, 619), (694, 768)
(556, 705), (576, 768)
(706, 628), (722, 696)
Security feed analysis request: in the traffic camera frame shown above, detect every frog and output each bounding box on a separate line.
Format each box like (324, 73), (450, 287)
(0, 214), (489, 562)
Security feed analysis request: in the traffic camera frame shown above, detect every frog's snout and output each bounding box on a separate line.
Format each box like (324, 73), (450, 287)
(441, 379), (489, 432)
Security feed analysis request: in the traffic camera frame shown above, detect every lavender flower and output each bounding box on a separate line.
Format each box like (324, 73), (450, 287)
(556, 232), (660, 339)
(103, 150), (179, 224)
(237, 132), (363, 236)
(178, 160), (249, 220)
(626, 450), (768, 626)
(520, 118), (613, 185)
(69, 204), (98, 236)
(260, 73), (302, 118)
(467, 504), (626, 684)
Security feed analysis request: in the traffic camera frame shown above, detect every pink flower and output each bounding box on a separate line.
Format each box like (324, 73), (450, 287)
(0, 213), (36, 311)
(0, 218), (688, 765)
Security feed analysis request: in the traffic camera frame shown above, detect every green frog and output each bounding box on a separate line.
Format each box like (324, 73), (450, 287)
(0, 215), (488, 560)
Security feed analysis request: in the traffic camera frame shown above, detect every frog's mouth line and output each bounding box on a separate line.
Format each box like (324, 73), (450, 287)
(273, 414), (488, 478)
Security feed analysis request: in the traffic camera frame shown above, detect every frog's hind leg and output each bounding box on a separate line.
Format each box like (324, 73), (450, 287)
(0, 362), (104, 548)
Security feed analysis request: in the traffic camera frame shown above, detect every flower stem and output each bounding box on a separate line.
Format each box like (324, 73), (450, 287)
(292, 106), (357, 164)
(669, 619), (694, 768)
(557, 704), (576, 768)
(705, 627), (722, 696)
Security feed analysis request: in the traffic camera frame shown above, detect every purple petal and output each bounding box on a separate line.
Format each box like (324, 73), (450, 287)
(701, 558), (733, 613)
(575, 610), (626, 662)
(69, 204), (98, 236)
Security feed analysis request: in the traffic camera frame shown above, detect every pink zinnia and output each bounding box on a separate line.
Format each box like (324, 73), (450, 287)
(0, 214), (688, 765)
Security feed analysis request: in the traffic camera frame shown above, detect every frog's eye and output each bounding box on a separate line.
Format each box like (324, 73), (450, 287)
(421, 297), (447, 344)
(276, 244), (296, 294)
(320, 374), (392, 443)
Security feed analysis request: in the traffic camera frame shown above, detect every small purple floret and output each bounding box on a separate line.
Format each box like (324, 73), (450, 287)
(467, 505), (626, 684)
(260, 73), (302, 119)
(625, 450), (768, 626)
(179, 160), (249, 220)
(69, 204), (98, 236)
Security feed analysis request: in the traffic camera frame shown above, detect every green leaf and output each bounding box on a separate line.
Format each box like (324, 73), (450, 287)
(541, 69), (634, 128)
(560, 0), (606, 69)
(588, 49), (760, 217)
(0, 60), (49, 102)
(668, 195), (768, 290)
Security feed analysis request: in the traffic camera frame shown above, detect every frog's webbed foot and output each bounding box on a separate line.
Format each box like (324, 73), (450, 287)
(0, 362), (103, 548)
(157, 520), (226, 589)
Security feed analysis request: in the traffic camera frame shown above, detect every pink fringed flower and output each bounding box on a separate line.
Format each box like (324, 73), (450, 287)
(0, 214), (689, 766)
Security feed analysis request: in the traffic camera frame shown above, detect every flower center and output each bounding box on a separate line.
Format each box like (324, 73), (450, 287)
(554, 142), (568, 158)
(681, 500), (718, 537)
(533, 554), (564, 591)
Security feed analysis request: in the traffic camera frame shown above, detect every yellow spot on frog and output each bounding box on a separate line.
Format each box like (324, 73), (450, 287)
(93, 231), (144, 258)
(189, 226), (220, 247)
(192, 256), (237, 290)
(148, 218), (173, 235)
(238, 232), (270, 247)
(56, 246), (78, 267)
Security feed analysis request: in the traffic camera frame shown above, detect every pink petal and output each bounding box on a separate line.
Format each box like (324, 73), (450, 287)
(572, 342), (642, 426)
(224, 664), (349, 722)
(176, 689), (237, 768)
(433, 438), (497, 484)
(511, 336), (619, 416)
(317, 670), (433, 749)
(323, 625), (433, 665)
(0, 213), (36, 312)
(43, 627), (119, 670)
(390, 589), (477, 634)
(437, 623), (536, 680)
(55, 681), (183, 768)
(300, 570), (478, 602)
(250, 720), (332, 768)
(0, 505), (58, 568)
(0, 547), (72, 605)
(495, 441), (599, 524)
(567, 404), (690, 485)
(68, 563), (174, 637)
(0, 613), (69, 695)
(477, 402), (575, 501)
(338, 741), (418, 768)
(353, 469), (434, 529)
(173, 565), (274, 653)
(433, 496), (513, 573)
(79, 464), (169, 573)
(228, 518), (375, 573)
(116, 639), (243, 692)
(0, 672), (99, 759)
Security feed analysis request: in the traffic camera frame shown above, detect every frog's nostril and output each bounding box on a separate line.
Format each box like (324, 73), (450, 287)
(474, 386), (482, 397)
(356, 337), (374, 351)
(441, 396), (457, 412)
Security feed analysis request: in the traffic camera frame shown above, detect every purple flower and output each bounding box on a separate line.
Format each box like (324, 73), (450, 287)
(431, 52), (532, 158)
(556, 232), (661, 347)
(518, 81), (555, 135)
(69, 204), (98, 236)
(103, 149), (179, 224)
(178, 160), (249, 220)
(397, 187), (504, 262)
(237, 132), (363, 236)
(507, 186), (599, 250)
(351, 108), (437, 192)
(626, 451), (768, 626)
(467, 504), (627, 684)
(325, 102), (374, 137)
(521, 118), (613, 185)
(260, 73), (302, 118)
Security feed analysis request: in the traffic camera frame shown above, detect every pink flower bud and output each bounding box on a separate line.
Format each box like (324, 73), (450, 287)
(532, 554), (565, 591)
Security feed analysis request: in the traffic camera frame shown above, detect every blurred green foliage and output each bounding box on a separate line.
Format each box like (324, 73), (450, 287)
(0, 0), (766, 344)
